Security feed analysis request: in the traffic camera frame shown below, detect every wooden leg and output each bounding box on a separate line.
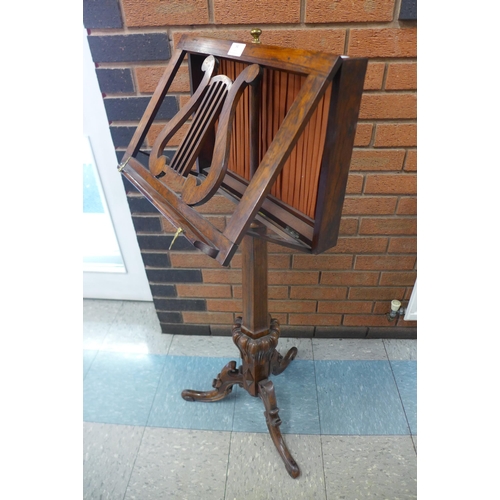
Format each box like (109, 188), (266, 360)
(258, 378), (300, 479)
(181, 360), (243, 402)
(271, 346), (298, 376)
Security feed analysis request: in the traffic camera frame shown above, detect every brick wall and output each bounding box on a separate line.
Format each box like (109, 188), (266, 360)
(83, 0), (417, 339)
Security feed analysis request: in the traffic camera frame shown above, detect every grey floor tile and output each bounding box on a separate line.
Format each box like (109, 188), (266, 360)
(148, 356), (237, 431)
(84, 351), (166, 426)
(321, 435), (417, 499)
(384, 339), (417, 360)
(391, 361), (417, 435)
(316, 361), (409, 435)
(83, 299), (123, 349)
(83, 350), (97, 380)
(312, 338), (388, 360)
(83, 422), (144, 500)
(168, 334), (240, 358)
(277, 337), (313, 360)
(225, 433), (326, 499)
(101, 301), (171, 355)
(124, 427), (231, 500)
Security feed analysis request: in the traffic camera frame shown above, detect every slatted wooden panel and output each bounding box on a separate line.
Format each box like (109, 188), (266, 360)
(219, 59), (331, 219)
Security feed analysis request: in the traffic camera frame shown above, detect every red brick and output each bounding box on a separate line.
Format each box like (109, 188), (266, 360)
(206, 299), (242, 312)
(379, 271), (417, 286)
(343, 314), (394, 327)
(292, 255), (353, 270)
(386, 62), (417, 90)
(354, 123), (373, 146)
(232, 286), (289, 299)
(269, 313), (288, 325)
(170, 253), (220, 268)
(122, 0), (209, 26)
(289, 314), (342, 326)
(346, 174), (364, 194)
(177, 284), (231, 298)
(359, 217), (416, 235)
(350, 149), (406, 171)
(306, 0), (394, 23)
(202, 270), (241, 284)
(326, 237), (388, 254)
(205, 215), (226, 232)
(355, 255), (416, 271)
(339, 218), (359, 235)
(348, 28), (417, 58)
(269, 271), (319, 285)
(404, 150), (417, 171)
(321, 271), (379, 286)
(343, 196), (397, 215)
(182, 311), (233, 324)
(270, 300), (317, 313)
(214, 0), (299, 24)
(396, 198), (417, 215)
(364, 62), (385, 90)
(195, 195), (236, 214)
(364, 174), (417, 195)
(388, 237), (417, 253)
(172, 28), (345, 54)
(267, 243), (299, 254)
(318, 301), (372, 314)
(397, 318), (417, 328)
(374, 124), (417, 147)
(290, 286), (347, 300)
(349, 287), (405, 300)
(359, 93), (416, 120)
(230, 254), (291, 269)
(136, 65), (190, 94)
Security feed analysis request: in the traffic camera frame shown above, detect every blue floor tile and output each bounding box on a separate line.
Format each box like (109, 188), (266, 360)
(83, 350), (97, 380)
(391, 361), (417, 435)
(316, 360), (409, 435)
(232, 360), (321, 434)
(148, 356), (237, 431)
(83, 351), (166, 426)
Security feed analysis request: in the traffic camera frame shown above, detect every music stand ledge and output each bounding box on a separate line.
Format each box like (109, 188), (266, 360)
(118, 34), (367, 478)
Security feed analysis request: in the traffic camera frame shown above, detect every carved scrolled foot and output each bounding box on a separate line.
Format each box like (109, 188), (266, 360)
(258, 378), (300, 479)
(181, 360), (242, 402)
(271, 346), (298, 376)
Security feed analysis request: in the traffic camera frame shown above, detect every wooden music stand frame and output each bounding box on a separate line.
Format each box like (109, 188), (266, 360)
(119, 33), (367, 478)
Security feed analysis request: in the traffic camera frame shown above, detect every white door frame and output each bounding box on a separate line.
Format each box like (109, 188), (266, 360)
(83, 28), (152, 301)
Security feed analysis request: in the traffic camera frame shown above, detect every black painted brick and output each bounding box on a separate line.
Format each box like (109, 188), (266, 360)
(153, 298), (206, 312)
(137, 234), (197, 251)
(141, 251), (171, 268)
(160, 323), (211, 335)
(132, 216), (163, 233)
(315, 327), (368, 338)
(117, 150), (153, 165)
(150, 284), (177, 297)
(96, 69), (134, 94)
(156, 312), (183, 324)
(137, 235), (174, 251)
(280, 326), (315, 338)
(127, 196), (159, 214)
(209, 325), (233, 336)
(366, 327), (417, 339)
(146, 269), (203, 283)
(110, 127), (136, 148)
(83, 0), (123, 29)
(87, 34), (171, 63)
(104, 96), (178, 122)
(399, 0), (417, 20)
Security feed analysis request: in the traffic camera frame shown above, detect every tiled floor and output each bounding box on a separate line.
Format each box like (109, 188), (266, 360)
(83, 299), (417, 499)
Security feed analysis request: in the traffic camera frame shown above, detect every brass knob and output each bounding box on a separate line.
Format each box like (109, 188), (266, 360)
(250, 28), (262, 44)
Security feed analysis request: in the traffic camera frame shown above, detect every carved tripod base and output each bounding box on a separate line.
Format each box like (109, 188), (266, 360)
(181, 317), (300, 479)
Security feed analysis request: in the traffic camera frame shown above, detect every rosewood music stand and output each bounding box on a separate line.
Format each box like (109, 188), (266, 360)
(118, 32), (367, 478)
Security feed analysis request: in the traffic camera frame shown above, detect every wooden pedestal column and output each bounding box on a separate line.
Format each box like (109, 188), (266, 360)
(181, 223), (300, 478)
